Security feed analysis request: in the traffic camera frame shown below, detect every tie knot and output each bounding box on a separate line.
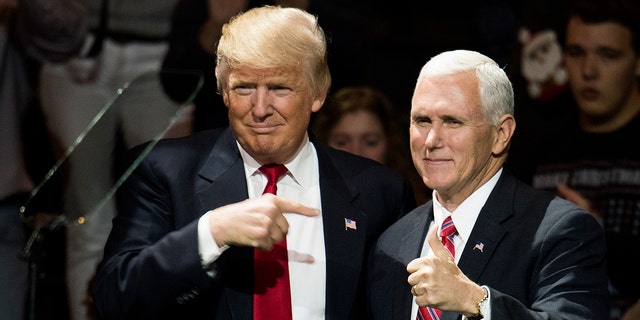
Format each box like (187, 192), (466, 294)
(259, 164), (288, 195)
(259, 164), (288, 181)
(440, 216), (457, 238)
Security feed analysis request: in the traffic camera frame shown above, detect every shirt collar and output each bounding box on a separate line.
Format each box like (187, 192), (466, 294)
(432, 168), (502, 243)
(237, 134), (316, 189)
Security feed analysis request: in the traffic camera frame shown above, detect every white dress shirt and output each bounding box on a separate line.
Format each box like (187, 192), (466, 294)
(410, 169), (502, 320)
(197, 134), (326, 319)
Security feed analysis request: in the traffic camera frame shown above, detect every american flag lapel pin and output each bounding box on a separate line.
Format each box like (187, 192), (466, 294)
(344, 218), (357, 230)
(473, 241), (484, 252)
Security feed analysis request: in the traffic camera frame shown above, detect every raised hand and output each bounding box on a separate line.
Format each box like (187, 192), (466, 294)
(407, 223), (484, 316)
(556, 183), (601, 219)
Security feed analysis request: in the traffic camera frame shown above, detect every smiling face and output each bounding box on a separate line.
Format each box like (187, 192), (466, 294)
(409, 71), (513, 208)
(222, 65), (325, 164)
(564, 17), (640, 132)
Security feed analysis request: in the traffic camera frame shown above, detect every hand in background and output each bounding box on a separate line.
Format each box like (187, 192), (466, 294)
(556, 183), (603, 223)
(621, 299), (640, 320)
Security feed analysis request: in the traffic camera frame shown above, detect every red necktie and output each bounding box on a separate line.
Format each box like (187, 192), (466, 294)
(417, 216), (457, 320)
(253, 164), (292, 320)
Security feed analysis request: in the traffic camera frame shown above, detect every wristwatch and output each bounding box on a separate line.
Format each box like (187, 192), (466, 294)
(467, 286), (489, 320)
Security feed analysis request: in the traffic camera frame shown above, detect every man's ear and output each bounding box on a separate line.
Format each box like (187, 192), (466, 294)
(311, 96), (325, 113)
(222, 90), (230, 108)
(493, 114), (516, 155)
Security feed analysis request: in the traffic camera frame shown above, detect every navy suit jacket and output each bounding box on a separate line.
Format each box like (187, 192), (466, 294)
(92, 127), (416, 319)
(368, 170), (609, 320)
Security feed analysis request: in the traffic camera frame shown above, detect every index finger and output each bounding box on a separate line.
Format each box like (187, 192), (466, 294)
(272, 195), (320, 217)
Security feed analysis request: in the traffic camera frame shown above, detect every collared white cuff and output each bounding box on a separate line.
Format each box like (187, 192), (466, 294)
(197, 211), (229, 269)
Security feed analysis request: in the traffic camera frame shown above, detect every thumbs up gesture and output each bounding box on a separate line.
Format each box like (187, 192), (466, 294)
(407, 223), (485, 316)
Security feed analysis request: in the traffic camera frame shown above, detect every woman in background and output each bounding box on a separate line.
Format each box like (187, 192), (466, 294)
(312, 86), (430, 204)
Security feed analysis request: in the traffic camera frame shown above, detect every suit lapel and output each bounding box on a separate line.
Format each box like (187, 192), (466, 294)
(441, 174), (517, 320)
(400, 205), (433, 264)
(314, 143), (368, 318)
(400, 205), (434, 318)
(197, 128), (247, 209)
(196, 128), (253, 319)
(457, 173), (515, 282)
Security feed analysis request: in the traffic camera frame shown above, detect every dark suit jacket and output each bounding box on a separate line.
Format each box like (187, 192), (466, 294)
(368, 170), (609, 320)
(92, 127), (416, 319)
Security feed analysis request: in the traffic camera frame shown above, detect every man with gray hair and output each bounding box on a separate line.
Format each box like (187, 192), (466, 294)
(368, 49), (608, 320)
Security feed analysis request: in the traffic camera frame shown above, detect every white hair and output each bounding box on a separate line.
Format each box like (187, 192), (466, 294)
(416, 50), (514, 124)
